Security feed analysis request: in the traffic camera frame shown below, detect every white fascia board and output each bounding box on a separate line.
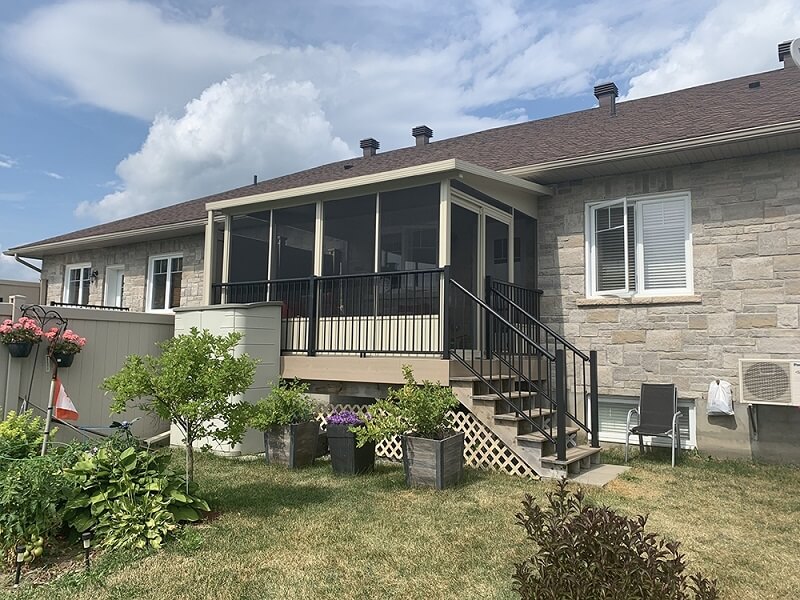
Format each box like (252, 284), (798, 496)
(501, 119), (800, 178)
(205, 159), (552, 213)
(5, 219), (208, 259)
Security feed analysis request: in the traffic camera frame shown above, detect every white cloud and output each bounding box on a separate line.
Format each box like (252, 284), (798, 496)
(11, 0), (780, 224)
(76, 71), (352, 220)
(626, 0), (800, 99)
(4, 0), (268, 119)
(43, 171), (63, 180)
(0, 154), (17, 168)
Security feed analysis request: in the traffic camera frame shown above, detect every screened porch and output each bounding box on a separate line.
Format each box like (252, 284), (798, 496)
(206, 163), (547, 357)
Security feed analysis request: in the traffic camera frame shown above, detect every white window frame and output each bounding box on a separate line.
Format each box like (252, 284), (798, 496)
(585, 191), (693, 298)
(589, 395), (697, 449)
(147, 253), (183, 313)
(104, 265), (125, 308)
(63, 263), (92, 305)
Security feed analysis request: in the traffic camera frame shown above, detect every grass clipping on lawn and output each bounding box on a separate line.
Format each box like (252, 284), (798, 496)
(5, 451), (800, 600)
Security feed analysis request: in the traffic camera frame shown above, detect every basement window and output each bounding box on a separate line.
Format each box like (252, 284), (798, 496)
(586, 192), (693, 297)
(592, 395), (696, 449)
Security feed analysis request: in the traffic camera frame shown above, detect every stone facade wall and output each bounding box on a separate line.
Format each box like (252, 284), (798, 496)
(40, 234), (205, 312)
(538, 150), (800, 459)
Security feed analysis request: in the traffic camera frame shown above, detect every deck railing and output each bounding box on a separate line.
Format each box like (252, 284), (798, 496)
(213, 269), (444, 355)
(49, 301), (129, 311)
(212, 269), (598, 459)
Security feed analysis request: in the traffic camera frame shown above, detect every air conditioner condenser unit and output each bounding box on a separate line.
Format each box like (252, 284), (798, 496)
(738, 359), (800, 406)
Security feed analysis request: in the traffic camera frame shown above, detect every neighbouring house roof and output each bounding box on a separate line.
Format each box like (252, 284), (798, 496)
(9, 65), (800, 257)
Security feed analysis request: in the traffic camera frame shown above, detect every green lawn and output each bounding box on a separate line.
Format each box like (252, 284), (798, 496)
(5, 451), (800, 600)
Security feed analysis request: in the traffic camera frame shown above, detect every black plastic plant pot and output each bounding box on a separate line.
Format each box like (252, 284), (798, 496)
(263, 420), (319, 468)
(6, 341), (34, 358)
(401, 430), (464, 490)
(327, 424), (375, 475)
(54, 352), (75, 368)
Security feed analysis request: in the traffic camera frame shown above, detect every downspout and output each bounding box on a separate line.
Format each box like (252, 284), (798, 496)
(13, 254), (42, 274)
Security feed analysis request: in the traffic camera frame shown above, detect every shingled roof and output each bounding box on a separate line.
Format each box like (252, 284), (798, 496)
(11, 65), (800, 254)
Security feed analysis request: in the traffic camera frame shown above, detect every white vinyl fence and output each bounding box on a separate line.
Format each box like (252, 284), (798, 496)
(1, 296), (175, 444)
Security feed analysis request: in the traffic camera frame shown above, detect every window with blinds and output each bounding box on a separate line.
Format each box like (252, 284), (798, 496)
(588, 193), (691, 296)
(596, 396), (695, 448)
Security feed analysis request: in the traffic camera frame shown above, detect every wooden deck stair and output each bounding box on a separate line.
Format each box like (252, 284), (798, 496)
(450, 366), (601, 480)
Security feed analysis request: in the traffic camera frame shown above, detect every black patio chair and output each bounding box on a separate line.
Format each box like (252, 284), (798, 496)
(625, 383), (681, 467)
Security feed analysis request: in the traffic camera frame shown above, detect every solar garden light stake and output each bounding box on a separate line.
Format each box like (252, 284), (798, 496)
(81, 531), (93, 571)
(14, 544), (25, 588)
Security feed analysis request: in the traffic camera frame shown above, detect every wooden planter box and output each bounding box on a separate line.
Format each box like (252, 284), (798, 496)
(263, 420), (319, 468)
(401, 431), (464, 490)
(327, 424), (375, 475)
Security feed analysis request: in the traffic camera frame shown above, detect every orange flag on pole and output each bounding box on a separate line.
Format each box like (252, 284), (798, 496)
(54, 378), (79, 421)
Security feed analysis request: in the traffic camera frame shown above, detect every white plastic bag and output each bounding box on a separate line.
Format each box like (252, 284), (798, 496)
(707, 380), (734, 416)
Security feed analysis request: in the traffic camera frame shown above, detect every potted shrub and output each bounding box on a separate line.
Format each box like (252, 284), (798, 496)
(355, 366), (463, 490)
(0, 317), (43, 358)
(326, 410), (375, 475)
(250, 379), (319, 468)
(44, 327), (86, 368)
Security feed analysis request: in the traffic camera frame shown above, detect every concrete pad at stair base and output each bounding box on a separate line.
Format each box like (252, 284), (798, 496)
(568, 464), (629, 487)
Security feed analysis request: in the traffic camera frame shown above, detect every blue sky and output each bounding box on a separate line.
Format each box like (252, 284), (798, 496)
(1, 0), (799, 279)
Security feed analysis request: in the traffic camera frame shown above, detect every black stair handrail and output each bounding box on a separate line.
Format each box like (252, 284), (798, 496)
(488, 281), (589, 360)
(447, 278), (558, 447)
(487, 280), (599, 449)
(449, 280), (554, 361)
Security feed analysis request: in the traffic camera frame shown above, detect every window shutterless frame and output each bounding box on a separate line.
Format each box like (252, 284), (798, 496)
(585, 192), (692, 298)
(146, 253), (183, 313)
(63, 263), (92, 305)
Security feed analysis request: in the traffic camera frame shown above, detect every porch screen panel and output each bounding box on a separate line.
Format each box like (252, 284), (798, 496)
(513, 211), (537, 291)
(271, 204), (315, 319)
(229, 211), (270, 303)
(378, 184), (440, 317)
(271, 204), (316, 279)
(321, 195), (376, 319)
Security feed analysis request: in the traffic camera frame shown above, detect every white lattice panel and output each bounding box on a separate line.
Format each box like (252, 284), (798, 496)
(318, 405), (537, 479)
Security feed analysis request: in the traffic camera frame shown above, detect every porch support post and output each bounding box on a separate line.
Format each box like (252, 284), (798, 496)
(555, 348), (567, 462)
(202, 210), (217, 305)
(484, 275), (493, 357)
(307, 276), (317, 357)
(589, 350), (600, 448)
(441, 266), (450, 359)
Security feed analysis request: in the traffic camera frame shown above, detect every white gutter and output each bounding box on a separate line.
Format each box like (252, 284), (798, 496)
(205, 159), (552, 212)
(501, 119), (800, 178)
(5, 219), (208, 258)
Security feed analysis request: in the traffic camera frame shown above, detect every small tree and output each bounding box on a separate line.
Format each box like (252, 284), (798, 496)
(102, 328), (257, 482)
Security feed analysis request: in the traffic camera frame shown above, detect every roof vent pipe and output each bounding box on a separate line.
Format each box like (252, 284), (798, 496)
(778, 40), (798, 68)
(360, 138), (379, 158)
(593, 82), (618, 116)
(412, 125), (433, 147)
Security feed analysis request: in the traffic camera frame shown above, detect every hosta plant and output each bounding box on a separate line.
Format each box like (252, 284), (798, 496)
(513, 479), (718, 600)
(63, 446), (209, 550)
